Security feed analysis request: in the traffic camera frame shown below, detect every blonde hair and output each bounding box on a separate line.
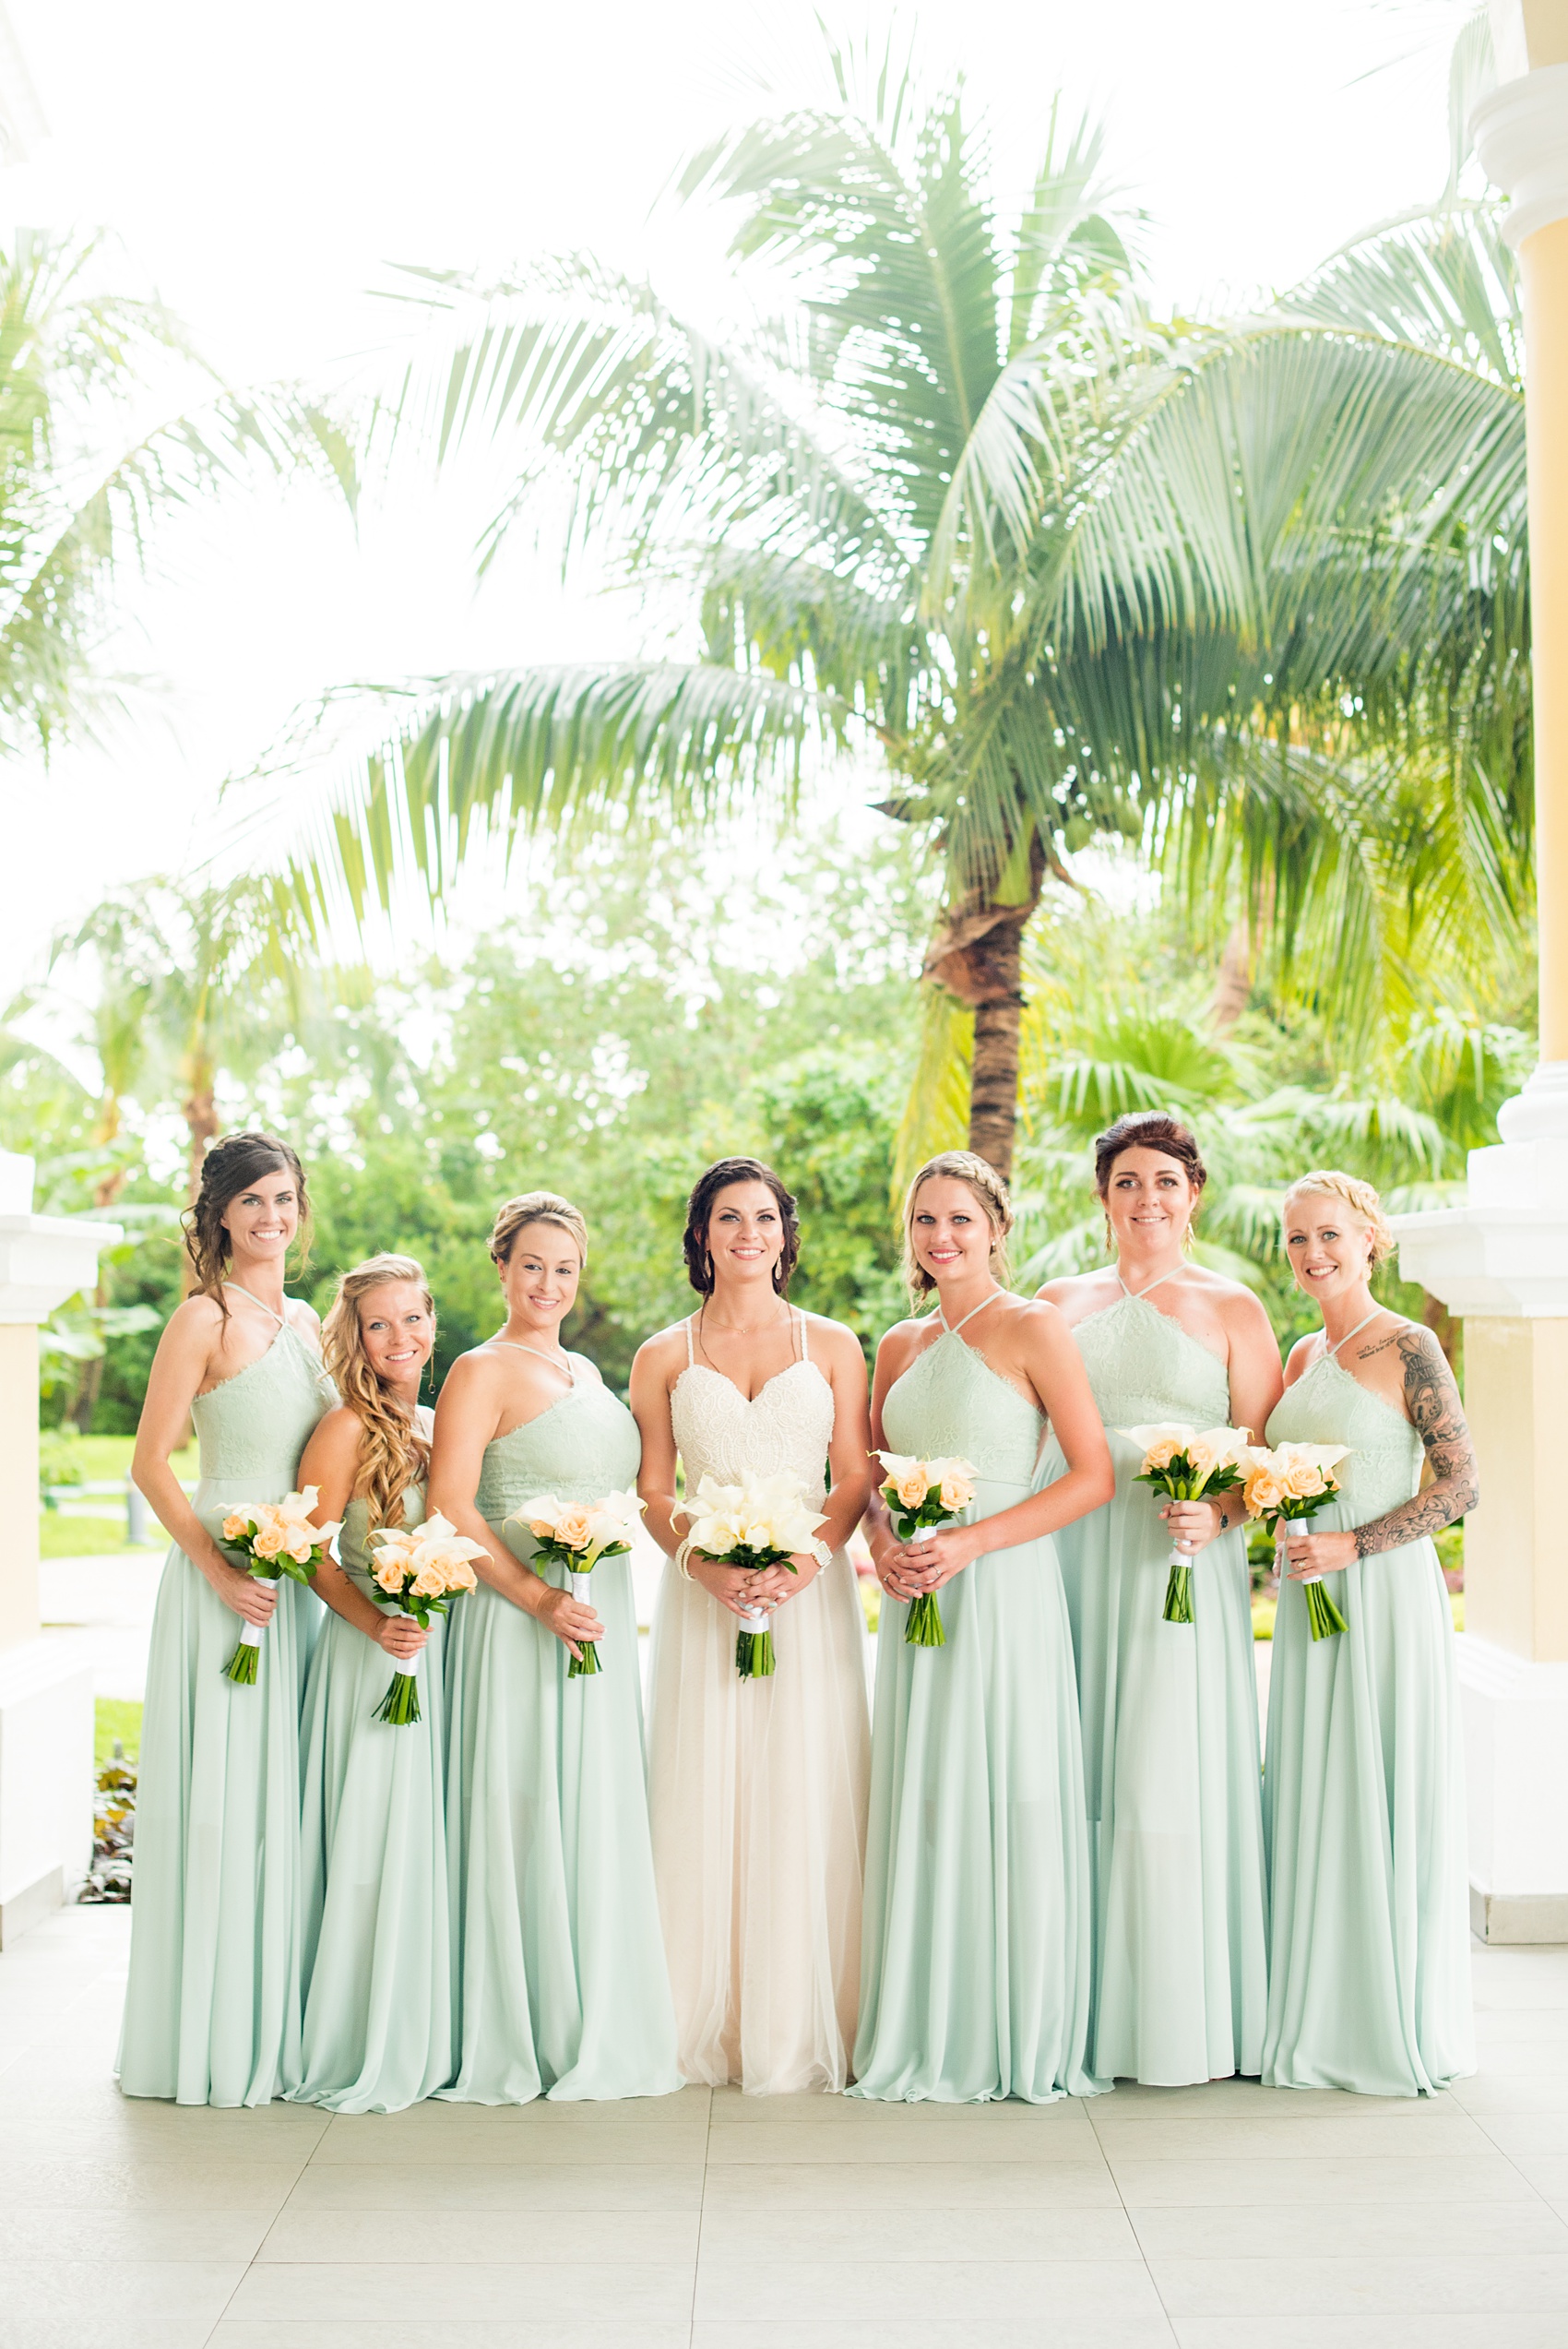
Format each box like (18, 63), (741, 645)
(321, 1254), (434, 1531)
(1282, 1169), (1396, 1267)
(489, 1190), (588, 1269)
(902, 1151), (1014, 1301)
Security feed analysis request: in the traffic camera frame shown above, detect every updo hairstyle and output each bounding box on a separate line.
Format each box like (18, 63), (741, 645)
(321, 1253), (435, 1531)
(683, 1157), (801, 1297)
(1093, 1110), (1208, 1199)
(489, 1191), (588, 1270)
(1282, 1168), (1396, 1267)
(184, 1130), (310, 1314)
(901, 1151), (1014, 1301)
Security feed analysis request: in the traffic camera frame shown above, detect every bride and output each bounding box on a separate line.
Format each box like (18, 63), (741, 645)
(633, 1156), (873, 2094)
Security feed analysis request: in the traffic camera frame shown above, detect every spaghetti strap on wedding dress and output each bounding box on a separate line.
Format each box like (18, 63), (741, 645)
(646, 1312), (870, 2093)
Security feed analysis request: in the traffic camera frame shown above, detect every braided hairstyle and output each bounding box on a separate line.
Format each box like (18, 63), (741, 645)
(901, 1151), (1013, 1301)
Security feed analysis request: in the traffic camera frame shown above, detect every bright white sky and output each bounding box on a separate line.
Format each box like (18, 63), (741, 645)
(0, 0), (1475, 1009)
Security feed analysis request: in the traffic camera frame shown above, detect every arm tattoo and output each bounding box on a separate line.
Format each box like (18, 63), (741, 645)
(1352, 1329), (1479, 1558)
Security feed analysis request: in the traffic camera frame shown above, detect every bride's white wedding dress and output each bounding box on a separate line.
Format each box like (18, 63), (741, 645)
(647, 1312), (870, 2093)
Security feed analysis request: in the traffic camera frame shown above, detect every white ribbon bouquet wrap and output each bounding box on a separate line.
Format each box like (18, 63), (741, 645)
(1121, 1424), (1254, 1625)
(506, 1489), (646, 1676)
(1241, 1441), (1352, 1640)
(218, 1487), (340, 1685)
(362, 1511), (485, 1723)
(677, 1471), (829, 1678)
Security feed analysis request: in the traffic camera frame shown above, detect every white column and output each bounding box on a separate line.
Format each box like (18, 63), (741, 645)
(0, 1151), (122, 1945)
(1393, 20), (1568, 1943)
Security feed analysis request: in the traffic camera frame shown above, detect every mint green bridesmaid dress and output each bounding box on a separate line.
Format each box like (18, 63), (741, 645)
(1047, 1286), (1267, 2084)
(118, 1309), (334, 2105)
(852, 1311), (1102, 2103)
(291, 1485), (456, 2112)
(442, 1359), (680, 2102)
(1263, 1350), (1474, 2095)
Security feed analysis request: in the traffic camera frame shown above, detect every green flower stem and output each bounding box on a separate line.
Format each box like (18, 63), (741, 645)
(374, 1663), (422, 1724)
(735, 1625), (776, 1677)
(1303, 1577), (1348, 1640)
(1161, 1553), (1194, 1625)
(905, 1590), (946, 1647)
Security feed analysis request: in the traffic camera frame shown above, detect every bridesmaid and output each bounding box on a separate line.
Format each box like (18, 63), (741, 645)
(432, 1190), (680, 2103)
(291, 1255), (455, 2113)
(1039, 1110), (1279, 2085)
(1263, 1168), (1476, 2095)
(854, 1151), (1113, 2103)
(119, 1131), (334, 2105)
(634, 1156), (873, 2095)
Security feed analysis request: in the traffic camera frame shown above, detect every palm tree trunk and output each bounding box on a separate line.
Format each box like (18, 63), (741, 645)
(182, 1074), (220, 1296)
(921, 838), (1045, 1186)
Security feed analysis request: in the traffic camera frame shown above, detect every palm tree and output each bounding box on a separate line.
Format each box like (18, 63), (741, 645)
(54, 876), (338, 1214)
(0, 227), (355, 757)
(267, 40), (1174, 1180)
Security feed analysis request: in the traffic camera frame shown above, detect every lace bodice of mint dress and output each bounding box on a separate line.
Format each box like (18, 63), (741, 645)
(647, 1312), (869, 2094)
(441, 1354), (679, 2103)
(119, 1308), (335, 2106)
(293, 1466), (459, 2113)
(1262, 1348), (1473, 2094)
(1043, 1285), (1267, 2086)
(851, 1311), (1101, 2103)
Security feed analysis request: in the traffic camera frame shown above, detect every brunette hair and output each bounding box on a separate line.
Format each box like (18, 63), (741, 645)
(1282, 1168), (1396, 1267)
(183, 1130), (310, 1312)
(489, 1191), (588, 1269)
(321, 1255), (434, 1531)
(1093, 1111), (1207, 1199)
(901, 1151), (1014, 1301)
(683, 1157), (800, 1296)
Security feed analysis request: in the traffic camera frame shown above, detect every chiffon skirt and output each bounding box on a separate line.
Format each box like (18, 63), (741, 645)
(1263, 1517), (1474, 2095)
(442, 1546), (680, 2103)
(118, 1501), (317, 2105)
(1052, 1437), (1268, 2085)
(291, 1613), (454, 2113)
(851, 1480), (1103, 2104)
(646, 1546), (870, 2093)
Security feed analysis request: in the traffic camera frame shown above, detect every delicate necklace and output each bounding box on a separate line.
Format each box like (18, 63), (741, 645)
(493, 1334), (574, 1378)
(700, 1298), (790, 1339)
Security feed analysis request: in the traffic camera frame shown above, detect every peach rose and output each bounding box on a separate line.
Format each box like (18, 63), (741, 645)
(1244, 1464), (1287, 1516)
(444, 1557), (478, 1593)
(938, 1471), (973, 1511)
(1283, 1458), (1328, 1499)
(410, 1563), (448, 1598)
(374, 1556), (406, 1593)
(252, 1525), (285, 1559)
(221, 1511), (251, 1541)
(553, 1506), (595, 1552)
(894, 1469), (931, 1510)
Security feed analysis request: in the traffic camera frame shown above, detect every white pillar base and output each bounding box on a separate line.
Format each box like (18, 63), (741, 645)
(0, 1636), (95, 1949)
(1457, 1635), (1568, 1941)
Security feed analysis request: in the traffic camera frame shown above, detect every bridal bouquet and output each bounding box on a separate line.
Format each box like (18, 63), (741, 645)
(1123, 1425), (1253, 1625)
(875, 1451), (976, 1649)
(363, 1512), (485, 1723)
(218, 1487), (340, 1684)
(682, 1472), (829, 1679)
(1242, 1443), (1351, 1640)
(508, 1489), (646, 1676)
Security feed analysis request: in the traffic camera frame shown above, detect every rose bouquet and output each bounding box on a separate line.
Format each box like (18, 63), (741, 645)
(1123, 1424), (1253, 1625)
(218, 1487), (341, 1684)
(681, 1471), (830, 1679)
(506, 1489), (646, 1676)
(363, 1511), (485, 1723)
(1241, 1442), (1351, 1640)
(874, 1451), (976, 1649)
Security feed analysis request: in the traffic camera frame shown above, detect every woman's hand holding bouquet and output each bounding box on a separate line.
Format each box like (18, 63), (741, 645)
(363, 1512), (485, 1723)
(680, 1472), (830, 1678)
(218, 1488), (341, 1684)
(874, 1452), (976, 1649)
(508, 1489), (646, 1676)
(1241, 1442), (1352, 1640)
(1123, 1425), (1253, 1624)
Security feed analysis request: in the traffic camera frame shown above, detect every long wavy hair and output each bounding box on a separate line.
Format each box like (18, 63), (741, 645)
(184, 1131), (310, 1315)
(320, 1254), (434, 1531)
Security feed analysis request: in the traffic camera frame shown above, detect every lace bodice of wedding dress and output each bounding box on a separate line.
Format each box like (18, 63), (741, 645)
(671, 1351), (837, 1494)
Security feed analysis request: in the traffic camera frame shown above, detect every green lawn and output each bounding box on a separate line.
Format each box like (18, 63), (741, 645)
(41, 1514), (160, 1557)
(95, 1698), (142, 1765)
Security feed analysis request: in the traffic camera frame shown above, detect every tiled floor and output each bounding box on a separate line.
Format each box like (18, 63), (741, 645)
(3, 1908), (1567, 2346)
